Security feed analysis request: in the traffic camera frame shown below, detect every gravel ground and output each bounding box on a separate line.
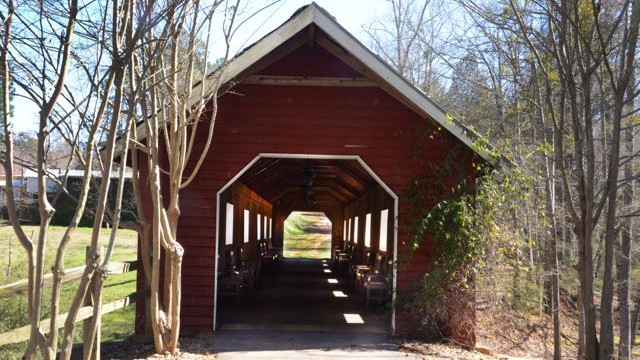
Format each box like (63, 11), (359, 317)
(99, 330), (489, 360)
(98, 329), (542, 360)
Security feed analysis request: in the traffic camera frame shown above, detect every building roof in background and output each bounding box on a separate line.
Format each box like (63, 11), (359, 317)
(21, 168), (133, 179)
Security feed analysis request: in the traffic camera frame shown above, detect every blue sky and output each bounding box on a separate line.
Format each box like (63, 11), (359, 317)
(10, 0), (387, 133)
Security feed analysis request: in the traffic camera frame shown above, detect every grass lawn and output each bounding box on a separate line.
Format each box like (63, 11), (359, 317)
(0, 225), (138, 359)
(283, 212), (331, 259)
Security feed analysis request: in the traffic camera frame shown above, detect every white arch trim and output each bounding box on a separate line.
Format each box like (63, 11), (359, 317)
(213, 153), (400, 333)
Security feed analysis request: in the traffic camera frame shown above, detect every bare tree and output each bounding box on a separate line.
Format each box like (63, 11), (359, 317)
(1, 1), (80, 358)
(458, 1), (640, 358)
(125, 0), (280, 354)
(591, 2), (640, 358)
(365, 0), (452, 97)
(372, 0), (640, 358)
(1, 1), (152, 358)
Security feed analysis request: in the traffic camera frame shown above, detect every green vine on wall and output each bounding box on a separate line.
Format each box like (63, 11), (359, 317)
(400, 119), (530, 337)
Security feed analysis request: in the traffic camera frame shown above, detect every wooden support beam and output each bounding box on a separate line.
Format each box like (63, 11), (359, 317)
(243, 75), (378, 87)
(307, 24), (316, 49)
(0, 261), (140, 299)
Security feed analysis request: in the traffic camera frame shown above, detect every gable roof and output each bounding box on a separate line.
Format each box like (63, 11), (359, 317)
(124, 2), (492, 163)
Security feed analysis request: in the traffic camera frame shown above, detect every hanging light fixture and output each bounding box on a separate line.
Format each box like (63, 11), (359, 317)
(302, 160), (316, 205)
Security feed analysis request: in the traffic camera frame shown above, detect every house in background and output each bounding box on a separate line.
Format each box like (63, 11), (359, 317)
(0, 168), (134, 226)
(21, 168), (63, 195)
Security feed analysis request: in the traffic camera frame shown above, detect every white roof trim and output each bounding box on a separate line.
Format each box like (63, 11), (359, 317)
(309, 5), (489, 162)
(124, 3), (491, 163)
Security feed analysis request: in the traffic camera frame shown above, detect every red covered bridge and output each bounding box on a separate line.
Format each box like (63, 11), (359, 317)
(133, 3), (489, 346)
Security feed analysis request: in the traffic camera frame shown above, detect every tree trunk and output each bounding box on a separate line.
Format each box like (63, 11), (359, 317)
(60, 49), (125, 359)
(598, 75), (626, 360)
(616, 78), (635, 360)
(537, 84), (561, 357)
(630, 292), (640, 355)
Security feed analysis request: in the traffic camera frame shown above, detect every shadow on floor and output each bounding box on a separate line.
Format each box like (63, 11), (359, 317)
(217, 258), (390, 332)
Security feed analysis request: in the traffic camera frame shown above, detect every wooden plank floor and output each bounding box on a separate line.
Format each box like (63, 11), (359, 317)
(217, 258), (389, 333)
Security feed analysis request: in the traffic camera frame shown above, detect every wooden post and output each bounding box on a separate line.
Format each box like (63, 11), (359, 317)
(144, 286), (152, 337)
(141, 235), (153, 339)
(6, 234), (12, 278)
(133, 234), (152, 341)
(82, 246), (91, 355)
(83, 246), (100, 360)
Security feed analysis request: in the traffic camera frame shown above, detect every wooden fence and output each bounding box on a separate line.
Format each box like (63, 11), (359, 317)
(0, 252), (142, 358)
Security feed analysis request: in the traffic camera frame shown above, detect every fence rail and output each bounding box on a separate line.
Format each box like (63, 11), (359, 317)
(0, 258), (142, 353)
(0, 288), (146, 346)
(0, 260), (140, 299)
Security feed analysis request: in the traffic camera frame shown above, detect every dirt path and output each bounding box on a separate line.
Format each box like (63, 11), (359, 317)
(105, 330), (504, 359)
(283, 212), (331, 259)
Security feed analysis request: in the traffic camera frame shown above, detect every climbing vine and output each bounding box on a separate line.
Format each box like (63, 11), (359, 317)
(400, 122), (530, 339)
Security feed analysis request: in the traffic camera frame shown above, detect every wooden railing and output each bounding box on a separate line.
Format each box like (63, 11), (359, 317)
(0, 260), (139, 299)
(0, 258), (142, 352)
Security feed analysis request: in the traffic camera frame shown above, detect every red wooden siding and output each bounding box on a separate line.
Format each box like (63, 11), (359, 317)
(259, 45), (363, 78)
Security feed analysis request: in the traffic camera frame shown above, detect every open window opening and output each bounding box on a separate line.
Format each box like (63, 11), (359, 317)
(283, 211), (332, 259)
(364, 213), (371, 248)
(225, 203), (234, 245)
(353, 216), (359, 244)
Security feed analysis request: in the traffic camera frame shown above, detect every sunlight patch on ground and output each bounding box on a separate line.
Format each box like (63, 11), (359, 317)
(343, 313), (365, 324)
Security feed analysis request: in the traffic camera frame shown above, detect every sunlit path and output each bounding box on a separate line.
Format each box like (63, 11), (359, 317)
(283, 212), (332, 259)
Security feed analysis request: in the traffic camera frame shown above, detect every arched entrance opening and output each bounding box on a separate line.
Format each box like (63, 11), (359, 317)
(214, 154), (398, 333)
(283, 211), (332, 259)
